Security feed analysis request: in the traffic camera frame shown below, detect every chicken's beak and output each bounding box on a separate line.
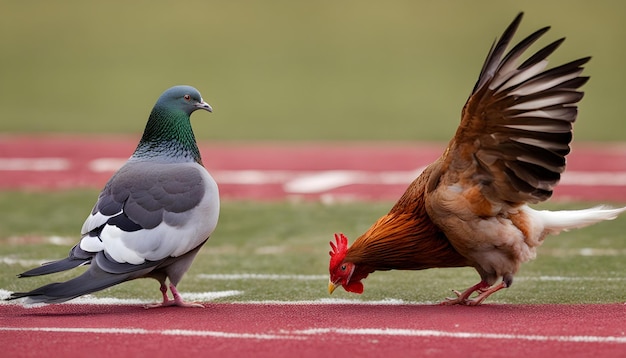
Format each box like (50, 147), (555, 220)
(328, 280), (338, 294)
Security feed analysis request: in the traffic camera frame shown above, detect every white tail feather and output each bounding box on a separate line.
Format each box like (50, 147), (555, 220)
(537, 206), (626, 235)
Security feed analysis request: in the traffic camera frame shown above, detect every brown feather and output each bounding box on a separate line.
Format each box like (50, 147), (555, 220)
(345, 163), (469, 272)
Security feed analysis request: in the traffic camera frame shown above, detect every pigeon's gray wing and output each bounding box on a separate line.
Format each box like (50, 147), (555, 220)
(80, 160), (219, 264)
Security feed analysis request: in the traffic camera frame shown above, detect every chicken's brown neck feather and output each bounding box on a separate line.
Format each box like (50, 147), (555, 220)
(345, 163), (469, 272)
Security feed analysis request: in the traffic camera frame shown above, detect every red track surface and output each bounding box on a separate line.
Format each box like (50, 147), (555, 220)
(1, 135), (626, 201)
(1, 303), (626, 358)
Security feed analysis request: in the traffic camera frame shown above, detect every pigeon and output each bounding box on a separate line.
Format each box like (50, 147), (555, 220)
(7, 85), (219, 308)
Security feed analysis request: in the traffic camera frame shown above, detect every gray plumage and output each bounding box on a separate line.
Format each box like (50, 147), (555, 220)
(7, 85), (219, 307)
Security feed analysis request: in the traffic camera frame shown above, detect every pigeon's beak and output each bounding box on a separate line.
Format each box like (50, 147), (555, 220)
(328, 280), (338, 294)
(195, 99), (213, 113)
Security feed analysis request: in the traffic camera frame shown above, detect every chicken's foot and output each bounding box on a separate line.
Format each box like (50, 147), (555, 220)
(440, 280), (508, 306)
(440, 281), (489, 305)
(464, 281), (508, 306)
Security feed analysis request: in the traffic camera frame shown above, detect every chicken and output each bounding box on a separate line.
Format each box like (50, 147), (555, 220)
(327, 13), (626, 305)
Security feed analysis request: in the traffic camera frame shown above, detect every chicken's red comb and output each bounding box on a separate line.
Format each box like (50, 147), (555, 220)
(329, 233), (349, 272)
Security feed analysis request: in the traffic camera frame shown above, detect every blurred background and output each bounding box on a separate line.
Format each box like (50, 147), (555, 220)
(1, 1), (624, 142)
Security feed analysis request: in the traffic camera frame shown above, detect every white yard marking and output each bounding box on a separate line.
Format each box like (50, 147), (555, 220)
(0, 257), (48, 267)
(0, 158), (69, 171)
(284, 170), (626, 193)
(518, 276), (626, 282)
(0, 290), (242, 305)
(0, 326), (298, 340)
(4, 157), (624, 194)
(234, 298), (417, 305)
(283, 169), (423, 193)
(291, 327), (626, 343)
(561, 171), (626, 186)
(198, 274), (327, 280)
(1, 325), (624, 344)
(195, 273), (626, 282)
(87, 158), (127, 172)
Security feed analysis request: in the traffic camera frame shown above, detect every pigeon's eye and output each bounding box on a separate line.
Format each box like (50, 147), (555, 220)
(184, 94), (191, 101)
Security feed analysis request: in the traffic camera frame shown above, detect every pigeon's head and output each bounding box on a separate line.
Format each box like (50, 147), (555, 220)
(155, 85), (213, 116)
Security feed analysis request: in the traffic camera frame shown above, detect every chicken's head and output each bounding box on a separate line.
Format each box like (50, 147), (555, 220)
(328, 233), (364, 294)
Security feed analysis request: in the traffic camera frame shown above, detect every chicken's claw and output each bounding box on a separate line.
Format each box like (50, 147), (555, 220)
(439, 281), (509, 306)
(439, 281), (492, 306)
(440, 289), (468, 305)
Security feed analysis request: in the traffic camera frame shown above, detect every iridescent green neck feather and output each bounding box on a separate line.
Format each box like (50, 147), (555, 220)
(133, 105), (202, 164)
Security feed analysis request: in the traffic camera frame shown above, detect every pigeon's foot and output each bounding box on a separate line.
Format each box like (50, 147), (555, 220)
(144, 299), (204, 309)
(144, 283), (204, 309)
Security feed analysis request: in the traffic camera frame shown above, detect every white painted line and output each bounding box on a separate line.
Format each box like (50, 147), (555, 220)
(0, 290), (243, 305)
(283, 169), (422, 193)
(216, 170), (299, 185)
(292, 327), (626, 343)
(3, 157), (626, 194)
(0, 326), (298, 340)
(160, 329), (301, 340)
(284, 171), (373, 193)
(0, 158), (70, 171)
(562, 171), (626, 186)
(0, 257), (48, 267)
(195, 273), (626, 282)
(233, 298), (420, 305)
(179, 291), (243, 301)
(88, 158), (126, 172)
(285, 169), (626, 193)
(1, 325), (624, 343)
(517, 276), (626, 282)
(198, 274), (327, 280)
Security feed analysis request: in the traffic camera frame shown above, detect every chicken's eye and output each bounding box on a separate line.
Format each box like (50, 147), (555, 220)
(184, 94), (191, 101)
(340, 264), (347, 271)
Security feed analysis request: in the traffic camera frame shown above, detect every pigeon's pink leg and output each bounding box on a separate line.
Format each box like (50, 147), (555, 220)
(144, 283), (170, 309)
(158, 283), (169, 302)
(170, 284), (204, 308)
(144, 283), (204, 309)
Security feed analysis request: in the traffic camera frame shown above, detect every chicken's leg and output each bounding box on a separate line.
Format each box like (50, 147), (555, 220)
(464, 281), (507, 306)
(441, 275), (511, 306)
(440, 280), (490, 306)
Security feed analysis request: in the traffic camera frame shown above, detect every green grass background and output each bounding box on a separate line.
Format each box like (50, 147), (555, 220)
(1, 1), (625, 304)
(1, 1), (625, 141)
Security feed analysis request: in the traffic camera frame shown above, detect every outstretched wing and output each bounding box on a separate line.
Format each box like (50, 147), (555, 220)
(435, 12), (589, 205)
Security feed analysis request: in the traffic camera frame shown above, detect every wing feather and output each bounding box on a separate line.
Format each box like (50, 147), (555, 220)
(439, 12), (589, 205)
(78, 161), (215, 264)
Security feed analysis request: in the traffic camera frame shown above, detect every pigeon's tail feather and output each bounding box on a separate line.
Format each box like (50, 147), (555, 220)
(18, 257), (89, 278)
(18, 244), (94, 277)
(7, 264), (134, 304)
